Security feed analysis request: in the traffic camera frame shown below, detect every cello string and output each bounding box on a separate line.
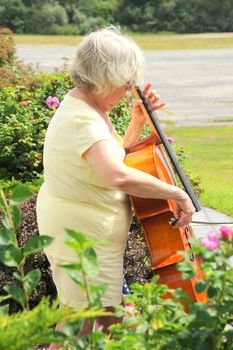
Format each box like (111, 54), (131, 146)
(195, 206), (219, 233)
(192, 221), (233, 225)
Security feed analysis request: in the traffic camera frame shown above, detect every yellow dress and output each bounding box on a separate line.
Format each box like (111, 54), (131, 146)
(36, 94), (132, 308)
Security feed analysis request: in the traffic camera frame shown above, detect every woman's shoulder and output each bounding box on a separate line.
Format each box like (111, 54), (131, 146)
(62, 94), (103, 120)
(63, 93), (92, 110)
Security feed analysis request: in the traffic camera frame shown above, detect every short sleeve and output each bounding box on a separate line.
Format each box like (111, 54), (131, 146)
(75, 113), (113, 158)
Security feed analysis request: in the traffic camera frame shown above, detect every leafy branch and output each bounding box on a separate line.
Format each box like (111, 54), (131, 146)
(0, 185), (53, 310)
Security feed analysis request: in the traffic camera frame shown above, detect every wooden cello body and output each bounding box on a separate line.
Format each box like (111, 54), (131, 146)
(124, 87), (207, 303)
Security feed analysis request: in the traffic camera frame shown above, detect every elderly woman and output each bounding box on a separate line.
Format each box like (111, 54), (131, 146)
(36, 26), (194, 345)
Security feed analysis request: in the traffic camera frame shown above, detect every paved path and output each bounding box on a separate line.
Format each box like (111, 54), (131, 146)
(16, 45), (233, 235)
(17, 45), (233, 126)
(192, 207), (233, 238)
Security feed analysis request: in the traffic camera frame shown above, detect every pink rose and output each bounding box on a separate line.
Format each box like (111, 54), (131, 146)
(21, 101), (30, 106)
(167, 136), (175, 144)
(45, 96), (60, 109)
(219, 226), (233, 241)
(201, 231), (220, 250)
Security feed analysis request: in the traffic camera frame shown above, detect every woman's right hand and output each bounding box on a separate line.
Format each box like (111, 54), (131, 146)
(84, 138), (197, 224)
(173, 190), (196, 228)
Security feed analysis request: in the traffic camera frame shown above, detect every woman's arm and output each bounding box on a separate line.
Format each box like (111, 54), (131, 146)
(123, 83), (165, 149)
(84, 139), (195, 228)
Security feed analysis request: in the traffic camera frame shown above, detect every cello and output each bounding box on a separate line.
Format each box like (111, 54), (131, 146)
(124, 86), (207, 303)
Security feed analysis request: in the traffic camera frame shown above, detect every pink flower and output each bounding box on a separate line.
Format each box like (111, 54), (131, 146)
(201, 231), (220, 250)
(219, 226), (233, 241)
(45, 96), (60, 109)
(167, 136), (175, 144)
(21, 101), (30, 106)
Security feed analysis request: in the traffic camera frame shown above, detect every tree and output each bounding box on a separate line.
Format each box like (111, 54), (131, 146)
(0, 0), (28, 33)
(23, 2), (68, 34)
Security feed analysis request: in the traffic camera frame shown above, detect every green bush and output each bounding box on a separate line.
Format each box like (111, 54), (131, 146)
(0, 0), (27, 34)
(0, 27), (36, 88)
(0, 28), (15, 67)
(24, 3), (69, 34)
(0, 298), (67, 350)
(50, 24), (82, 36)
(0, 72), (74, 181)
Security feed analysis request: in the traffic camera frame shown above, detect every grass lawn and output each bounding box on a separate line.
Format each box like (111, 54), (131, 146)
(15, 32), (233, 50)
(165, 125), (233, 217)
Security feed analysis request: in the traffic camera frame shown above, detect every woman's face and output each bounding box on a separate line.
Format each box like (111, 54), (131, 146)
(104, 85), (131, 110)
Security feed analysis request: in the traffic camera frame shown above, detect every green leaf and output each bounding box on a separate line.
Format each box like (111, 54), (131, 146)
(82, 248), (99, 279)
(9, 185), (32, 205)
(85, 247), (97, 260)
(173, 288), (193, 303)
(182, 271), (196, 280)
(24, 269), (41, 295)
(0, 196), (4, 208)
(65, 229), (89, 255)
(2, 215), (11, 229)
(38, 329), (67, 344)
(82, 256), (99, 278)
(177, 260), (194, 273)
(196, 337), (215, 350)
(66, 270), (85, 289)
(0, 244), (23, 267)
(13, 271), (23, 282)
(195, 280), (207, 293)
(90, 283), (108, 296)
(23, 235), (54, 257)
(65, 240), (83, 255)
(0, 294), (11, 303)
(3, 285), (25, 308)
(65, 229), (87, 245)
(0, 304), (9, 315)
(0, 228), (14, 245)
(9, 205), (21, 229)
(207, 286), (218, 298)
(177, 260), (196, 279)
(58, 262), (82, 271)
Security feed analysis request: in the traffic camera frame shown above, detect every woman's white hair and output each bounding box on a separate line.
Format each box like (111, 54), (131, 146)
(70, 26), (144, 96)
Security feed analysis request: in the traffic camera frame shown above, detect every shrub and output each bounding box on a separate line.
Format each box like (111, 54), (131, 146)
(2, 186), (233, 349)
(24, 3), (69, 34)
(0, 28), (15, 66)
(0, 194), (57, 314)
(0, 0), (27, 34)
(0, 185), (66, 349)
(0, 298), (67, 350)
(0, 72), (74, 181)
(1, 184), (232, 350)
(0, 27), (36, 88)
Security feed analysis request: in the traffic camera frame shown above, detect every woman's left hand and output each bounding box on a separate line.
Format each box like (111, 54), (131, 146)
(132, 83), (166, 124)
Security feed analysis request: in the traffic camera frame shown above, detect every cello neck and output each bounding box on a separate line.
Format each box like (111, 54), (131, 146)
(134, 85), (202, 212)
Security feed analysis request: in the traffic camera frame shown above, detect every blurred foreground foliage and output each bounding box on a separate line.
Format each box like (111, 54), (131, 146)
(0, 185), (232, 350)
